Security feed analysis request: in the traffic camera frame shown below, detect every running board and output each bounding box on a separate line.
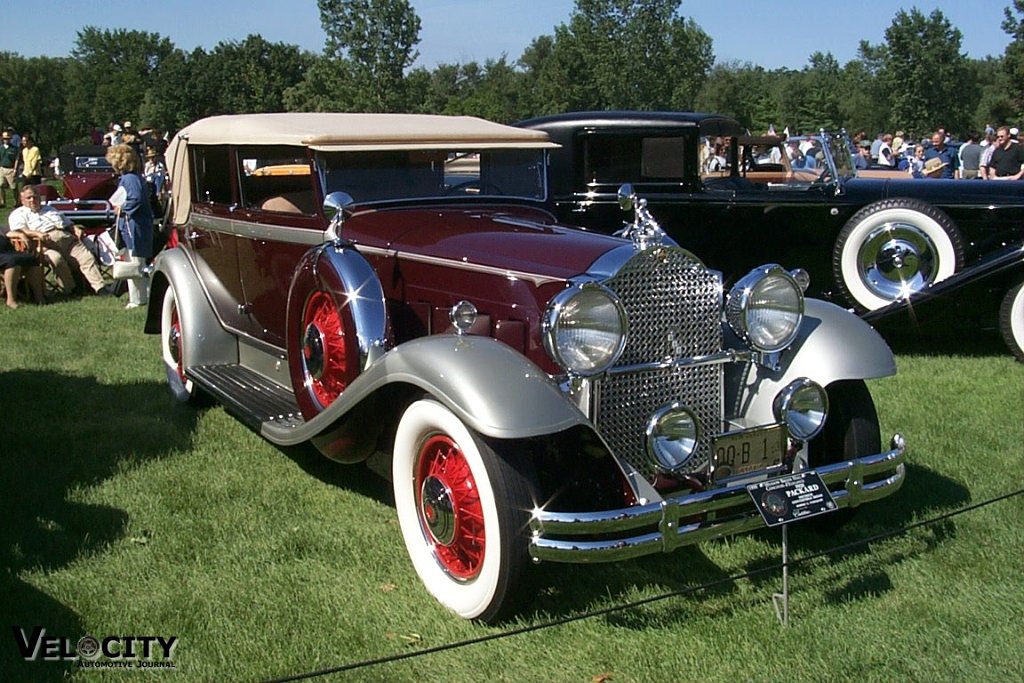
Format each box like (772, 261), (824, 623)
(188, 364), (305, 433)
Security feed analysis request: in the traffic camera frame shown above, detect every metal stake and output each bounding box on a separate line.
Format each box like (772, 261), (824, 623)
(772, 523), (790, 627)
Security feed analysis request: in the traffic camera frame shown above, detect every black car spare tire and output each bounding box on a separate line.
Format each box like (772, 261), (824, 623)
(999, 277), (1024, 362)
(833, 198), (964, 311)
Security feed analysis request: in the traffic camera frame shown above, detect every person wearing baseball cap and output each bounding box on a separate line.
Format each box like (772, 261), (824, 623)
(0, 130), (18, 208)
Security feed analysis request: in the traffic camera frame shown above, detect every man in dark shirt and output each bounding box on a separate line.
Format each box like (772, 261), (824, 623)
(923, 131), (957, 179)
(988, 126), (1024, 180)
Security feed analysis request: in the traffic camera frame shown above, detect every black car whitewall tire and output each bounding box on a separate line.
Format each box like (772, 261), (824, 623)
(392, 398), (535, 622)
(999, 278), (1024, 362)
(160, 286), (200, 402)
(833, 199), (964, 311)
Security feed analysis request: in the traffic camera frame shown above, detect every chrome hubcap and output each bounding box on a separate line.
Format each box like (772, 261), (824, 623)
(302, 323), (325, 380)
(858, 222), (937, 300)
(420, 475), (456, 546)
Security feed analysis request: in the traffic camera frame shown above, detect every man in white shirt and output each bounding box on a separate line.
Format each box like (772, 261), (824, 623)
(5, 185), (108, 295)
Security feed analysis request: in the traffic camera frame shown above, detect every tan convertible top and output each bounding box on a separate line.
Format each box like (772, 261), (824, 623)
(165, 113), (556, 224)
(172, 112), (555, 150)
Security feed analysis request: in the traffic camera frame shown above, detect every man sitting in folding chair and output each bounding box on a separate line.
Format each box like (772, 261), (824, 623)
(4, 185), (110, 297)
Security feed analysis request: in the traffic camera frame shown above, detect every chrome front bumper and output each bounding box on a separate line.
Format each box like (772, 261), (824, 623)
(46, 199), (114, 224)
(529, 434), (906, 563)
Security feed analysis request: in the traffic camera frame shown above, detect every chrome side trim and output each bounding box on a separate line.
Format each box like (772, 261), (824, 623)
(191, 213), (326, 246)
(354, 244), (565, 287)
(529, 434), (906, 563)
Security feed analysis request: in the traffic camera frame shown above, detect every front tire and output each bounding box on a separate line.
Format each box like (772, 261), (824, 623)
(393, 399), (535, 622)
(807, 380), (881, 528)
(833, 199), (964, 311)
(999, 278), (1024, 362)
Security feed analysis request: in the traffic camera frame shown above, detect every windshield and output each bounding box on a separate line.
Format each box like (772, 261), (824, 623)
(316, 148), (547, 204)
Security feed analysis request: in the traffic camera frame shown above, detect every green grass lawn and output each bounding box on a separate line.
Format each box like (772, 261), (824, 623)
(1, 291), (1022, 682)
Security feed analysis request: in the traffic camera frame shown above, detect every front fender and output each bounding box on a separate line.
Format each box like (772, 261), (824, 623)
(263, 334), (590, 446)
(730, 298), (895, 425)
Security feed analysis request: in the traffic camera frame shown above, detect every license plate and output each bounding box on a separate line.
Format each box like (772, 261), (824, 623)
(712, 425), (785, 480)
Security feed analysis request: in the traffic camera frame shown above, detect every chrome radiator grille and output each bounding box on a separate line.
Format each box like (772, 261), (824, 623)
(595, 247), (724, 477)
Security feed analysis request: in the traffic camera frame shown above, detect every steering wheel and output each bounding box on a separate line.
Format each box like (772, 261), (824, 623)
(445, 180), (504, 196)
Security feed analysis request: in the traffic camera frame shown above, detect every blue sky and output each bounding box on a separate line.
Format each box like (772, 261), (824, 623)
(3, 1), (1014, 70)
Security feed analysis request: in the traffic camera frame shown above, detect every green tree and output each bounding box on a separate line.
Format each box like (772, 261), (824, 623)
(859, 8), (975, 135)
(0, 53), (69, 152)
(65, 27), (178, 136)
(290, 0), (421, 111)
(525, 0), (713, 113)
(1001, 0), (1024, 120)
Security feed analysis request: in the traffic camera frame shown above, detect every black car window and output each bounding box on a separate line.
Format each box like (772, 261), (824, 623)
(582, 134), (686, 185)
(191, 145), (233, 205)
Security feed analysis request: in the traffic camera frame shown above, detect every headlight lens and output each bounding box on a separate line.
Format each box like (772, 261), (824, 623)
(646, 403), (701, 472)
(773, 378), (829, 441)
(726, 265), (804, 353)
(543, 283), (627, 376)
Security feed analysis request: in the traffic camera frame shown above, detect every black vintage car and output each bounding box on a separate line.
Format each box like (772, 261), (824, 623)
(517, 112), (1024, 314)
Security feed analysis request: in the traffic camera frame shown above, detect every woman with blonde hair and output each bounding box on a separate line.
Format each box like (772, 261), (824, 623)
(106, 143), (153, 309)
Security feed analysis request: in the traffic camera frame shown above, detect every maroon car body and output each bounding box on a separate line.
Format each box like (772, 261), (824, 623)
(44, 145), (118, 224)
(143, 113), (906, 622)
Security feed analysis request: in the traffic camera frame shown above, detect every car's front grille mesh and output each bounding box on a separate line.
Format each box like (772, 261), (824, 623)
(596, 247), (724, 477)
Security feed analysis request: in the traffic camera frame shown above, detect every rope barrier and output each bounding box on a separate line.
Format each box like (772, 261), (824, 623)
(264, 486), (1024, 682)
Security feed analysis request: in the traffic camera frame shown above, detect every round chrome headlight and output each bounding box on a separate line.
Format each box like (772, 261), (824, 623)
(773, 378), (829, 441)
(646, 404), (701, 472)
(543, 283), (627, 376)
(726, 265), (804, 353)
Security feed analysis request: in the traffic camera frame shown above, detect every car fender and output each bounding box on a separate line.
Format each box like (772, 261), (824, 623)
(264, 334), (591, 447)
(144, 247), (238, 369)
(730, 298), (895, 425)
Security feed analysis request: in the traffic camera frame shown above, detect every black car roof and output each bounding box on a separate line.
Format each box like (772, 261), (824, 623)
(516, 111), (747, 138)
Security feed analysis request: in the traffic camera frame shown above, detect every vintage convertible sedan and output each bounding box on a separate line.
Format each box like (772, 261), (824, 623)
(517, 112), (1024, 314)
(145, 113), (906, 621)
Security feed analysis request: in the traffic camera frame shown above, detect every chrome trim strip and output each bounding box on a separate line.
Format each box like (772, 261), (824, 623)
(355, 244), (565, 287)
(528, 434), (906, 563)
(191, 213), (326, 246)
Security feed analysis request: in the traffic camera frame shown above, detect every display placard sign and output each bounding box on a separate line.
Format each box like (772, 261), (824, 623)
(747, 471), (837, 527)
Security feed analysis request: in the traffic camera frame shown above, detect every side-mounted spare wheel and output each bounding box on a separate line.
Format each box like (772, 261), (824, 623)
(833, 198), (964, 311)
(999, 277), (1024, 362)
(286, 244), (388, 420)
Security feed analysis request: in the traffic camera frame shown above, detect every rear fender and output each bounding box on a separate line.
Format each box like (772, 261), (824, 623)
(143, 248), (237, 368)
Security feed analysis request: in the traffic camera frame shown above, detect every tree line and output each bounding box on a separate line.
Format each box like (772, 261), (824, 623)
(2, 0), (1024, 156)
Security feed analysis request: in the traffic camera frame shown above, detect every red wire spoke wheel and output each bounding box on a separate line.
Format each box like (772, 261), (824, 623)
(393, 399), (536, 622)
(415, 434), (486, 580)
(301, 290), (351, 409)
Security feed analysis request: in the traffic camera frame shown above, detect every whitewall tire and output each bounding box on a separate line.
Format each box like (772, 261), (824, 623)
(160, 286), (200, 402)
(999, 278), (1024, 362)
(393, 399), (534, 622)
(833, 199), (964, 311)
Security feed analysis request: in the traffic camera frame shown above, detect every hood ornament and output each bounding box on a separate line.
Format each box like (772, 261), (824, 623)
(614, 184), (666, 251)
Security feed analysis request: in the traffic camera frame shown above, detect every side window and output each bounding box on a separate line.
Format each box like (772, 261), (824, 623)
(191, 145), (233, 204)
(640, 137), (685, 179)
(237, 146), (314, 214)
(582, 134), (687, 186)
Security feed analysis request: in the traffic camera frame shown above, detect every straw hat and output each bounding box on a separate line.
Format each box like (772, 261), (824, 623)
(922, 157), (947, 176)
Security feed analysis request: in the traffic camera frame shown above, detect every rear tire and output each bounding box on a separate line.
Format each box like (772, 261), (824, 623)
(160, 286), (202, 403)
(999, 278), (1024, 362)
(393, 399), (536, 622)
